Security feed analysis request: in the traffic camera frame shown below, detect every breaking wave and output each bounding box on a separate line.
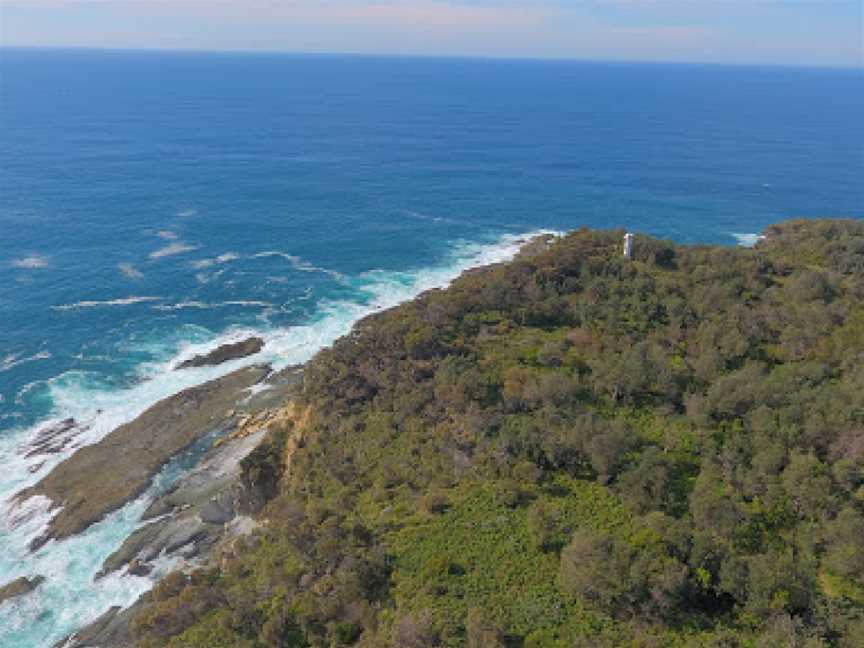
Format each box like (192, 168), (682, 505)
(9, 255), (49, 270)
(51, 296), (162, 311)
(1, 352), (51, 374)
(731, 232), (764, 248)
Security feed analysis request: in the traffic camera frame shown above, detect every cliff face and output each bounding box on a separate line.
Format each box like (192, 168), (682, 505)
(119, 221), (864, 646)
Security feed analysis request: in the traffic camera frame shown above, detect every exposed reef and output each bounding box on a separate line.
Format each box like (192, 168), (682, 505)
(14, 364), (270, 551)
(52, 364), (306, 648)
(0, 575), (45, 605)
(95, 427), (267, 579)
(175, 337), (264, 369)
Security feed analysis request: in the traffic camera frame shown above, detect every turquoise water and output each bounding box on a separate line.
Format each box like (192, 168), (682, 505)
(1, 50), (862, 646)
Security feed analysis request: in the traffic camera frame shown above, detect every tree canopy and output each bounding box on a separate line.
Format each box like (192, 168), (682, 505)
(133, 219), (864, 647)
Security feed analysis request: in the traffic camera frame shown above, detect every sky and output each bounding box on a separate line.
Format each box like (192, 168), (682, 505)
(1, 1), (862, 67)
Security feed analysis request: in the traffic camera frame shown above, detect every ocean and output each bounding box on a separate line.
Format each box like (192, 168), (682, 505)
(1, 49), (862, 646)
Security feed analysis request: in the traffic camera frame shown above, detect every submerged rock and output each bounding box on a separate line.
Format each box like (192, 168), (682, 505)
(14, 364), (270, 551)
(176, 337), (264, 370)
(0, 575), (45, 605)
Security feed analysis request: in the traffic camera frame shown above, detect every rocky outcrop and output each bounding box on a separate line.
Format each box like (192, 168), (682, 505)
(176, 337), (264, 369)
(14, 364), (270, 551)
(19, 416), (94, 476)
(51, 604), (140, 648)
(0, 575), (44, 605)
(514, 233), (558, 261)
(23, 417), (91, 459)
(96, 427), (267, 579)
(64, 398), (311, 647)
(93, 367), (307, 580)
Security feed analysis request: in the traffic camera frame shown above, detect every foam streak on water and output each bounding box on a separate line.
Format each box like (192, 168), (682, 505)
(731, 232), (765, 247)
(0, 230), (555, 648)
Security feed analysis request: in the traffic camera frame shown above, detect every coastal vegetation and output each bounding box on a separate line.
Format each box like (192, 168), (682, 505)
(132, 219), (864, 647)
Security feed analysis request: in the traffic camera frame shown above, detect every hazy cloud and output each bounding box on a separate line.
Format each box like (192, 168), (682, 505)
(1, 0), (861, 66)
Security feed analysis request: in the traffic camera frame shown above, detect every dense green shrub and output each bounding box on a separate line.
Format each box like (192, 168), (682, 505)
(134, 220), (864, 647)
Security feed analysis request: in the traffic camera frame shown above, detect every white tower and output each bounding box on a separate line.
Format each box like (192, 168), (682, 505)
(623, 232), (634, 259)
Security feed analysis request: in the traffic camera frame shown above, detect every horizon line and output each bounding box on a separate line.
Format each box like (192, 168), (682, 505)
(2, 45), (862, 73)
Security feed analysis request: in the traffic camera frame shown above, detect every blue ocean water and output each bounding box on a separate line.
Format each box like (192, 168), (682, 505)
(0, 49), (862, 646)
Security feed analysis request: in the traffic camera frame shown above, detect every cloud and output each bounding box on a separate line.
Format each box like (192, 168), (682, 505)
(310, 2), (549, 29)
(612, 25), (714, 40)
(1, 0), (861, 66)
(1, 0), (552, 40)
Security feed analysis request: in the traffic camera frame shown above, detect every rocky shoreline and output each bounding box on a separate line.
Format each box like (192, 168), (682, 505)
(2, 337), (302, 627)
(14, 363), (272, 551)
(4, 234), (554, 647)
(0, 575), (45, 606)
(37, 357), (306, 647)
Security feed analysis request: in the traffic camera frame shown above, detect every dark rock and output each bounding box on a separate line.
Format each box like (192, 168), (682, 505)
(176, 337), (264, 370)
(23, 417), (90, 458)
(52, 604), (140, 648)
(97, 427), (269, 579)
(240, 365), (304, 411)
(265, 364), (304, 387)
(0, 575), (45, 604)
(127, 559), (151, 577)
(14, 364), (270, 551)
(199, 495), (234, 525)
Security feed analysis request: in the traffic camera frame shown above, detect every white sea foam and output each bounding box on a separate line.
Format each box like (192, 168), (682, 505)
(149, 242), (198, 259)
(117, 262), (144, 280)
(10, 255), (49, 269)
(1, 351), (51, 374)
(51, 296), (162, 311)
(157, 229), (179, 240)
(0, 229), (557, 647)
(153, 299), (273, 312)
(398, 208), (457, 224)
(152, 300), (210, 311)
(252, 251), (346, 281)
(0, 490), (165, 647)
(13, 380), (44, 406)
(194, 267), (226, 284)
(190, 252), (240, 269)
(731, 232), (764, 248)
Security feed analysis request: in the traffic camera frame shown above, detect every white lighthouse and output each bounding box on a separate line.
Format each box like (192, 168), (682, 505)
(623, 232), (634, 259)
